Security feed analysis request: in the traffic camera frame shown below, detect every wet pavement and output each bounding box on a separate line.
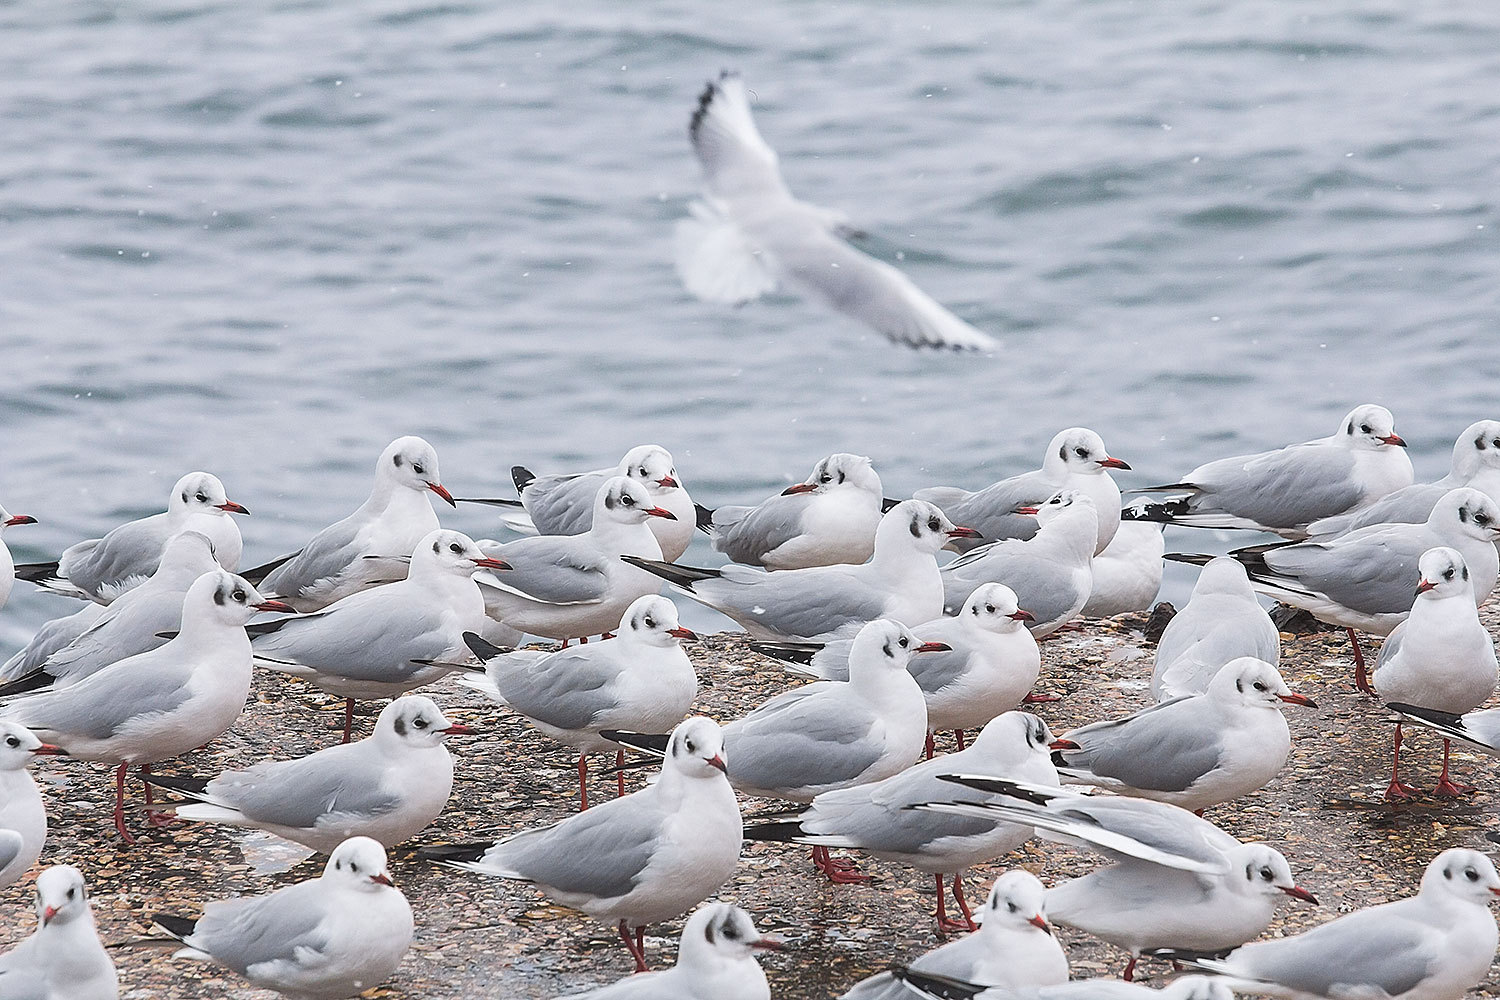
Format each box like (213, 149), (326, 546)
(4, 608), (1500, 998)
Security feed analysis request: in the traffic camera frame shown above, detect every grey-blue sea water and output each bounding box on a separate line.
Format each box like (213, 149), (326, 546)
(2, 0), (1499, 649)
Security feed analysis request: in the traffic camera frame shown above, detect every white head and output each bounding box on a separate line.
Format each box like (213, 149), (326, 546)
(377, 436), (452, 506)
(968, 712), (1056, 770)
(1336, 404), (1405, 451)
(665, 716), (729, 782)
(1206, 657), (1314, 713)
(410, 529), (508, 579)
(167, 472), (246, 518)
(1420, 848), (1500, 906)
(0, 504), (35, 535)
(155, 530), (219, 579)
(1452, 421), (1500, 478)
(1041, 427), (1130, 478)
(876, 500), (978, 556)
(1225, 843), (1316, 906)
(34, 865), (92, 928)
(1159, 979), (1236, 1000)
(783, 453), (882, 500)
(675, 903), (780, 971)
(1194, 556), (1256, 598)
(616, 445), (682, 494)
(617, 595), (697, 648)
(594, 476), (678, 527)
(0, 721), (64, 772)
(846, 619), (947, 686)
(324, 836), (399, 894)
(184, 570), (292, 628)
(959, 583), (1034, 634)
(1030, 489), (1098, 534)
(976, 869), (1051, 935)
(374, 696), (470, 751)
(1416, 546), (1475, 602)
(1429, 488), (1500, 543)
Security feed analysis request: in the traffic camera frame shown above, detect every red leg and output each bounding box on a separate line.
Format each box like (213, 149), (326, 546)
(616, 749), (626, 798)
(342, 698), (356, 743)
(1349, 629), (1375, 696)
(114, 763), (137, 845)
(934, 873), (961, 933)
(1022, 691), (1061, 703)
(602, 631), (616, 640)
(1384, 722), (1420, 801)
(953, 729), (966, 751)
(950, 871), (977, 932)
(579, 636), (589, 644)
(1435, 738), (1477, 797)
(1123, 955), (1137, 982)
(577, 755), (591, 811)
(617, 920), (648, 973)
(924, 732), (935, 760)
(142, 763), (178, 827)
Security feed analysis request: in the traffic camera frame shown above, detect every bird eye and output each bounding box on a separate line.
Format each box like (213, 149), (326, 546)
(1360, 424), (1372, 434)
(1073, 447), (1088, 458)
(351, 862), (360, 873)
(985, 604), (996, 613)
(4, 736), (17, 748)
(620, 494), (634, 505)
(195, 492), (208, 502)
(1444, 568), (1456, 580)
(1478, 513), (1492, 526)
(644, 616), (655, 628)
(67, 887), (76, 899)
(450, 542), (463, 554)
(898, 636), (909, 648)
(1253, 681), (1267, 691)
(1260, 866), (1274, 880)
(927, 517), (940, 531)
(412, 463), (425, 475)
(1006, 901), (1018, 913)
(1466, 868), (1480, 881)
(1492, 438), (1500, 449)
(638, 466), (648, 476)
(413, 717), (428, 729)
(232, 589), (246, 602)
(819, 474), (832, 484)
(685, 739), (696, 753)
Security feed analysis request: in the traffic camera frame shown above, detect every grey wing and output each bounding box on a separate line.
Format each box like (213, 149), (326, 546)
(261, 516), (364, 598)
(207, 750), (402, 828)
(522, 473), (607, 536)
(1374, 620), (1407, 671)
(1189, 446), (1362, 527)
(192, 882), (331, 974)
(0, 954), (48, 1000)
(60, 514), (172, 594)
(947, 471), (1054, 543)
(44, 589), (181, 682)
(807, 768), (1002, 854)
(1062, 701), (1227, 793)
(942, 549), (1080, 623)
(480, 538), (610, 605)
(698, 565), (887, 639)
(4, 657), (192, 740)
(0, 604), (102, 681)
(493, 649), (625, 732)
(1230, 908), (1433, 997)
(254, 592), (454, 682)
(907, 644), (977, 700)
(689, 72), (790, 203)
(711, 497), (811, 566)
(495, 796), (661, 900)
(1261, 530), (1424, 613)
(725, 687), (885, 792)
(0, 830), (22, 874)
(1041, 797), (1236, 870)
(1310, 482), (1446, 536)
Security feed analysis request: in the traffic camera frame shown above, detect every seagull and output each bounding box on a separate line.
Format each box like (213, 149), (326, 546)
(699, 453), (885, 570)
(625, 500), (977, 642)
(1150, 557), (1280, 702)
(839, 870), (1068, 1000)
(1306, 419), (1500, 537)
(1373, 547), (1498, 801)
(420, 717), (741, 973)
(460, 445), (695, 562)
(0, 865), (117, 1000)
(1082, 522), (1165, 618)
(252, 529), (505, 742)
(1053, 657), (1315, 813)
(918, 778), (1317, 980)
(0, 722), (66, 889)
(676, 70), (996, 352)
(0, 570), (290, 843)
(154, 836), (413, 999)
(13, 471), (247, 603)
(145, 696), (471, 853)
(743, 712), (1059, 931)
(1174, 487), (1500, 693)
(455, 594), (698, 810)
(1159, 848), (1500, 1000)
(940, 490), (1097, 636)
(0, 529), (221, 695)
(558, 903), (779, 1000)
(1125, 404), (1413, 538)
(475, 477), (677, 642)
(753, 583), (1040, 756)
(916, 427), (1130, 555)
(0, 503), (37, 611)
(888, 968), (1233, 1000)
(249, 435), (455, 612)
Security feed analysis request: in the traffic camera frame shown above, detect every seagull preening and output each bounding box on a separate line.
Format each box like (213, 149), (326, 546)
(676, 70), (997, 351)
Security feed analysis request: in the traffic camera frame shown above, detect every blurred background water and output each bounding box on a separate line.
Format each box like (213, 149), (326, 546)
(2, 0), (1498, 647)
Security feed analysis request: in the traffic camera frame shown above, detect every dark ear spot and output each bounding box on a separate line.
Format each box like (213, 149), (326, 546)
(604, 492), (617, 511)
(1477, 435), (1488, 451)
(1346, 420), (1355, 435)
(909, 516), (922, 539)
(1058, 445), (1068, 461)
(882, 641), (893, 658)
(432, 541), (442, 554)
(704, 919), (717, 945)
(1463, 565), (1470, 580)
(393, 454), (403, 467)
(1460, 506), (1470, 522)
(393, 715), (408, 737)
(213, 587), (227, 606)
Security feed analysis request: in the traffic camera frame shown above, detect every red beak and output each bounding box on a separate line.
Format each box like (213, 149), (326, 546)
(3, 514), (36, 527)
(644, 506), (678, 520)
(31, 743), (67, 756)
(781, 482), (819, 495)
(1489, 887), (1500, 897)
(656, 476), (678, 489)
(1029, 914), (1052, 933)
(216, 501), (250, 515)
(1014, 506), (1039, 516)
(947, 526), (982, 538)
(371, 873), (395, 887)
(1050, 738), (1080, 750)
(1097, 457), (1131, 470)
(707, 754), (727, 773)
(1282, 885), (1319, 904)
(1009, 609), (1035, 622)
(914, 641), (952, 653)
(1416, 579), (1436, 595)
(752, 937), (783, 951)
(254, 600), (296, 613)
(440, 723), (476, 735)
(473, 556), (511, 570)
(1380, 434), (1407, 447)
(1277, 693), (1318, 708)
(427, 482), (457, 506)
(667, 627), (699, 641)
(42, 906), (58, 924)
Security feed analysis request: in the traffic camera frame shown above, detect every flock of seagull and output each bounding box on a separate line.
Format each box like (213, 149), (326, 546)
(0, 399), (1499, 999)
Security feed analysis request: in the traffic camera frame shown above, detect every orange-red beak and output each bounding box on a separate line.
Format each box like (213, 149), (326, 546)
(1009, 609), (1035, 622)
(1014, 505), (1039, 516)
(216, 501), (249, 515)
(254, 600), (296, 613)
(1277, 693), (1317, 708)
(31, 743), (67, 756)
(1050, 738), (1080, 750)
(947, 526), (982, 538)
(42, 905), (59, 924)
(1098, 457), (1131, 470)
(1416, 579), (1436, 595)
(667, 627), (698, 641)
(752, 937), (784, 951)
(707, 754), (727, 773)
(1029, 914), (1052, 933)
(657, 476), (678, 489)
(644, 506), (677, 520)
(428, 482), (456, 506)
(1381, 434), (1407, 447)
(1282, 885), (1318, 904)
(781, 482), (819, 495)
(371, 873), (395, 887)
(914, 641), (952, 653)
(473, 556), (511, 570)
(3, 514), (36, 527)
(440, 723), (476, 735)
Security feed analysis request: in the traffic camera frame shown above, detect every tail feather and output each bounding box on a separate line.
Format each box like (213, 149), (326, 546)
(934, 774), (1065, 805)
(618, 556), (721, 589)
(450, 497), (524, 509)
(462, 632), (510, 662)
(151, 914), (199, 942)
(694, 503), (715, 533)
(881, 497), (902, 513)
(1120, 498), (1193, 522)
(240, 552), (297, 586)
(511, 466), (536, 494)
(1162, 552), (1215, 568)
(142, 774), (212, 798)
(0, 670), (56, 699)
(749, 641), (822, 666)
(599, 729), (670, 757)
(742, 819), (857, 849)
(13, 561), (61, 583)
(890, 966), (986, 1000)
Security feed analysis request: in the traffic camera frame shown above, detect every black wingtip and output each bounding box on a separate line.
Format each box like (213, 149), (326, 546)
(416, 842), (493, 865)
(694, 502), (716, 533)
(1162, 552), (1215, 567)
(511, 466), (536, 494)
(749, 641), (820, 666)
(890, 966), (985, 1000)
(1120, 497), (1193, 523)
(881, 497), (902, 513)
(742, 820), (809, 844)
(151, 914), (199, 941)
(240, 552), (297, 586)
(142, 774), (211, 796)
(935, 774), (1058, 805)
(13, 561), (61, 583)
(1386, 702), (1466, 729)
(462, 632), (509, 662)
(600, 729), (670, 757)
(618, 555), (720, 588)
(245, 617), (295, 638)
(0, 669), (56, 699)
